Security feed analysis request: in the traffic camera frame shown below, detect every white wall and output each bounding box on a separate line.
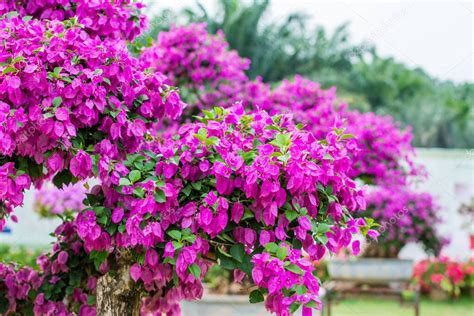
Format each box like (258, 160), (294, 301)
(399, 148), (474, 261)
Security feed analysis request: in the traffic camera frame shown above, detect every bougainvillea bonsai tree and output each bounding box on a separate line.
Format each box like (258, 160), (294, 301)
(141, 23), (445, 260)
(0, 3), (376, 316)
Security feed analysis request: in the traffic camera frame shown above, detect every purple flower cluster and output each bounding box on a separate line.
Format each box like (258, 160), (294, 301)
(0, 15), (183, 226)
(0, 220), (98, 315)
(34, 182), (87, 217)
(140, 23), (250, 110)
(69, 105), (370, 315)
(142, 25), (420, 186)
(0, 0), (147, 41)
(364, 186), (446, 257)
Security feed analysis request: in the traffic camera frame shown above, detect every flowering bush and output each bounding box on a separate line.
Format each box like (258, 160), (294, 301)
(76, 105), (371, 315)
(0, 104), (373, 315)
(34, 182), (87, 217)
(0, 14), (182, 227)
(267, 76), (421, 186)
(143, 27), (421, 186)
(363, 186), (446, 258)
(413, 257), (474, 298)
(140, 23), (250, 112)
(0, 0), (147, 41)
(0, 219), (98, 315)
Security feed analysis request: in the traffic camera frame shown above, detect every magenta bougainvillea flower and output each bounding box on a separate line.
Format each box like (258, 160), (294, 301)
(0, 0), (147, 41)
(0, 15), (183, 227)
(140, 23), (250, 110)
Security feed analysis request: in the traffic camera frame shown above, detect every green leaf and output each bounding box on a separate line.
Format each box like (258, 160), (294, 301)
(191, 181), (202, 190)
(289, 302), (301, 313)
(249, 289), (264, 304)
(128, 170), (141, 183)
(276, 247), (288, 261)
(182, 185), (191, 197)
(284, 208), (298, 222)
(154, 189), (166, 203)
(286, 264), (304, 275)
(12, 56), (26, 63)
(294, 285), (307, 295)
(119, 178), (131, 186)
(167, 230), (182, 240)
(2, 66), (17, 75)
(205, 136), (220, 146)
(316, 223), (331, 234)
(87, 295), (96, 305)
(230, 244), (245, 263)
(102, 77), (111, 85)
(217, 251), (238, 270)
(118, 224), (126, 233)
(133, 187), (145, 198)
(92, 251), (108, 270)
(264, 242), (278, 253)
(188, 264), (201, 280)
(52, 96), (62, 107)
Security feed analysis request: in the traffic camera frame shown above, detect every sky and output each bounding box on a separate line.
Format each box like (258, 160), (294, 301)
(145, 0), (473, 83)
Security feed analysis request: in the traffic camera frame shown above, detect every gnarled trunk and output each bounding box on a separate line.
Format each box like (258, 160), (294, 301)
(96, 265), (141, 316)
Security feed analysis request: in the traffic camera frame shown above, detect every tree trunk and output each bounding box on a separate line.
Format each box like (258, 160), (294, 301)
(96, 265), (141, 316)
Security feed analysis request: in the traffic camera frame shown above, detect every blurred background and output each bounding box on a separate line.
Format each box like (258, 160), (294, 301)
(0, 1), (472, 314)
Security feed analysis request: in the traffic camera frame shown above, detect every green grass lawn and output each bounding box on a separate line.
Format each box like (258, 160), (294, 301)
(327, 297), (473, 316)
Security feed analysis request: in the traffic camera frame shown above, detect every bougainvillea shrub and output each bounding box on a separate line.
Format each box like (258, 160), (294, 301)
(362, 186), (446, 258)
(142, 26), (421, 187)
(0, 104), (374, 315)
(0, 0), (147, 41)
(0, 15), (182, 228)
(412, 257), (474, 298)
(140, 23), (250, 112)
(76, 105), (372, 314)
(34, 182), (87, 217)
(267, 76), (421, 186)
(0, 219), (99, 315)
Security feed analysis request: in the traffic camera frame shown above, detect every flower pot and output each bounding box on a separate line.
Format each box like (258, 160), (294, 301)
(180, 291), (324, 316)
(327, 258), (414, 282)
(429, 287), (450, 301)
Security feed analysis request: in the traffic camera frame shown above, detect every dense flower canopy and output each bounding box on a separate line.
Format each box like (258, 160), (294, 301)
(141, 25), (421, 186)
(0, 15), (183, 227)
(77, 105), (370, 314)
(0, 105), (373, 315)
(0, 0), (147, 41)
(140, 23), (250, 110)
